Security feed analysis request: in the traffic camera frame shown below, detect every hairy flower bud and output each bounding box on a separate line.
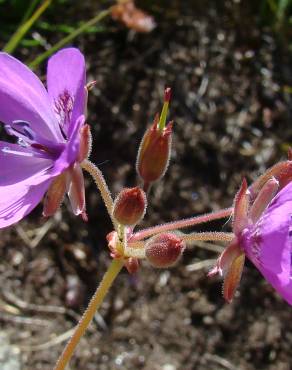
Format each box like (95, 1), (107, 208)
(145, 233), (185, 268)
(113, 187), (147, 225)
(136, 88), (173, 190)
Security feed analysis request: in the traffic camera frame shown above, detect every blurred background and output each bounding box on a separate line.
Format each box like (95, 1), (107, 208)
(0, 0), (292, 369)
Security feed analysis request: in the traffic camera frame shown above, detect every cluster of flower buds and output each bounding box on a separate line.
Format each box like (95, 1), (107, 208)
(106, 87), (186, 271)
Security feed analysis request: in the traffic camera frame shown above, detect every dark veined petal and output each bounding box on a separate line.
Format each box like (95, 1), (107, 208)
(47, 48), (86, 137)
(0, 53), (62, 143)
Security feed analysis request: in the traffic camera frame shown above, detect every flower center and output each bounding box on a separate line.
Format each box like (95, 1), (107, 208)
(3, 120), (63, 160)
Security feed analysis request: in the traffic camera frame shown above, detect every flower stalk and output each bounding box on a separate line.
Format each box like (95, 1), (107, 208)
(53, 258), (124, 370)
(131, 207), (233, 241)
(182, 231), (234, 244)
(81, 159), (118, 230)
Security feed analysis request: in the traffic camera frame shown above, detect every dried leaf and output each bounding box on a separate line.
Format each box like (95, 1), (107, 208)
(111, 1), (156, 33)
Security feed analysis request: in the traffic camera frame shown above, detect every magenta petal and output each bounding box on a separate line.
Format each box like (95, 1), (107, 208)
(47, 48), (86, 136)
(243, 181), (292, 304)
(0, 141), (53, 186)
(0, 53), (62, 142)
(0, 172), (52, 228)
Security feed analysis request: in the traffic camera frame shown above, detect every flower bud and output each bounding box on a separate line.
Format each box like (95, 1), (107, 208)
(113, 187), (147, 225)
(136, 88), (173, 190)
(145, 233), (185, 268)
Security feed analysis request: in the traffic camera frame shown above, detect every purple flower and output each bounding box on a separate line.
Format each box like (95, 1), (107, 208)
(0, 48), (89, 228)
(242, 180), (292, 304)
(209, 177), (292, 305)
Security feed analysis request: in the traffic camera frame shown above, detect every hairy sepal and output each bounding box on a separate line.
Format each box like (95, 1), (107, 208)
(223, 252), (245, 303)
(232, 178), (249, 235)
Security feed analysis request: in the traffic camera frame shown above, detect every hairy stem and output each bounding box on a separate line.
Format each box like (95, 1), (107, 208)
(182, 232), (234, 244)
(81, 159), (118, 230)
(53, 259), (124, 370)
(131, 207), (233, 241)
(124, 241), (146, 259)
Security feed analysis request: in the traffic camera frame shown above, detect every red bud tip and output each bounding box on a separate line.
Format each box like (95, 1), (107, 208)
(164, 87), (172, 103)
(145, 233), (185, 268)
(113, 187), (147, 226)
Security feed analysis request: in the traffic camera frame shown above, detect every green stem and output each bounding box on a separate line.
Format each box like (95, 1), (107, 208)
(53, 258), (124, 370)
(3, 0), (52, 54)
(29, 8), (111, 69)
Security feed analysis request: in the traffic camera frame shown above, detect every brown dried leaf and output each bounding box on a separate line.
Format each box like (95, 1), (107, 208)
(111, 1), (156, 33)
